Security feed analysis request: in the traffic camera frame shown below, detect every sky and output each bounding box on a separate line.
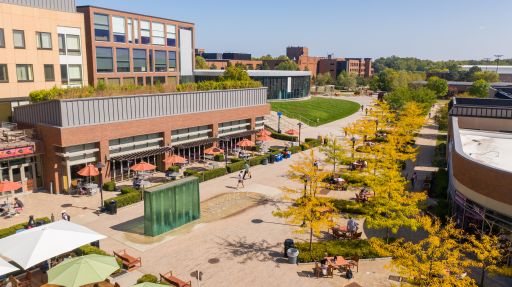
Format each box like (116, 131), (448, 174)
(76, 0), (511, 61)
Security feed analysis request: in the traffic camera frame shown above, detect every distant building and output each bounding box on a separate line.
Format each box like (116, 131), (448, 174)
(198, 51), (263, 70)
(286, 47), (321, 76)
(0, 0), (88, 121)
(447, 98), (512, 234)
(460, 65), (512, 82)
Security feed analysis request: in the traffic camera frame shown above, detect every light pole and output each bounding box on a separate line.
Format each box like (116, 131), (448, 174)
(301, 175), (309, 227)
(495, 54), (503, 73)
(95, 162), (105, 209)
(350, 136), (357, 158)
(220, 137), (229, 167)
(483, 57), (491, 71)
(277, 111), (283, 133)
(297, 122), (303, 144)
(375, 119), (379, 133)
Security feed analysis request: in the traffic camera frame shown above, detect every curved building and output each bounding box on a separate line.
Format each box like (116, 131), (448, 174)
(448, 98), (512, 233)
(194, 70), (311, 100)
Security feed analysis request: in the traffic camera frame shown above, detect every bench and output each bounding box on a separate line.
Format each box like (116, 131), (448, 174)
(113, 249), (141, 271)
(160, 271), (192, 287)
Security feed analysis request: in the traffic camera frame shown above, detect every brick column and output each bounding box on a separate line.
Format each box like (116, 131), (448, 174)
(98, 140), (110, 182)
(250, 118), (256, 141)
(211, 123), (219, 147)
(163, 130), (172, 170)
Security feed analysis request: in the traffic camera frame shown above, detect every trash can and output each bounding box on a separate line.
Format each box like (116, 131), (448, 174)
(284, 239), (295, 257)
(262, 157), (268, 165)
(287, 248), (299, 264)
(268, 154), (275, 164)
(109, 200), (117, 215)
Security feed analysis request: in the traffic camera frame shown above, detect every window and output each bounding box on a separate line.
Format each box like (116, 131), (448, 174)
(0, 64), (8, 82)
(68, 65), (82, 85)
(44, 64), (55, 81)
(151, 22), (165, 45)
(112, 16), (126, 43)
(16, 64), (33, 82)
(127, 19), (133, 43)
(107, 78), (120, 86)
(153, 76), (165, 85)
(168, 51), (176, 72)
(133, 19), (139, 44)
(166, 24), (176, 46)
(13, 30), (25, 48)
(116, 48), (130, 72)
(137, 77), (144, 85)
(0, 29), (5, 48)
(155, 50), (166, 72)
(66, 35), (81, 55)
(58, 34), (66, 55)
(94, 13), (109, 41)
(96, 47), (113, 73)
(36, 32), (52, 49)
(133, 49), (147, 72)
(123, 77), (135, 85)
(140, 21), (150, 44)
(60, 64), (68, 85)
(149, 50), (153, 72)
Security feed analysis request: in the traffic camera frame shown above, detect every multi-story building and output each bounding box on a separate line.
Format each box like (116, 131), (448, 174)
(337, 58), (373, 78)
(13, 88), (270, 194)
(447, 98), (512, 234)
(199, 51), (263, 70)
(76, 6), (195, 88)
(0, 0), (88, 121)
(286, 46), (321, 76)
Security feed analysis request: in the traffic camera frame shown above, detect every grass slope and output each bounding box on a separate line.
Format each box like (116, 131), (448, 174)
(270, 97), (360, 126)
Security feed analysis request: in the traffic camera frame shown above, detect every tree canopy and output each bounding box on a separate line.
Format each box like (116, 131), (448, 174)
(468, 79), (490, 98)
(336, 71), (357, 91)
(426, 76), (448, 98)
(195, 56), (209, 69)
(222, 66), (252, 81)
(274, 60), (299, 71)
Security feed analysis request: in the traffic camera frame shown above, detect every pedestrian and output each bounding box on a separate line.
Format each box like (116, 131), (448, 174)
(313, 160), (319, 168)
(61, 210), (71, 221)
(347, 217), (359, 235)
(27, 215), (35, 228)
(50, 213), (55, 222)
(428, 112), (431, 119)
(243, 162), (252, 179)
(236, 171), (245, 189)
(365, 108), (368, 115)
(360, 105), (364, 112)
(411, 172), (417, 189)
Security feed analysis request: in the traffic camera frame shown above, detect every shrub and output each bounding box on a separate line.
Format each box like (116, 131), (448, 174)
(227, 161), (245, 173)
(104, 191), (141, 209)
(331, 199), (367, 215)
(184, 169), (200, 177)
(430, 168), (448, 199)
(304, 138), (322, 147)
(0, 217), (51, 239)
(137, 274), (158, 284)
(167, 165), (180, 172)
(248, 155), (267, 166)
(214, 153), (224, 162)
(229, 157), (244, 163)
(202, 168), (227, 181)
(120, 186), (138, 195)
(103, 180), (116, 192)
(270, 132), (297, 141)
(289, 146), (302, 154)
(75, 245), (108, 256)
(342, 173), (367, 186)
(295, 240), (379, 263)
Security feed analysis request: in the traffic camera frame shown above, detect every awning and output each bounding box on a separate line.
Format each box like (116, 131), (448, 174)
(219, 130), (257, 140)
(109, 146), (173, 162)
(173, 138), (218, 149)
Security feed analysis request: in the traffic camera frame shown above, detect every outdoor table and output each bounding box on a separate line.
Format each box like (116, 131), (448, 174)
(83, 183), (98, 195)
(325, 256), (350, 269)
(333, 225), (349, 233)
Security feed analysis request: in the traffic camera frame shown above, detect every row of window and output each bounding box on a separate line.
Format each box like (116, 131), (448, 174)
(98, 76), (176, 87)
(0, 64), (82, 85)
(96, 47), (176, 73)
(0, 28), (81, 55)
(94, 13), (177, 47)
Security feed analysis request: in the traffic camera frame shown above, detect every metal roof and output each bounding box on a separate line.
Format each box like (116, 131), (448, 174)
(194, 70), (311, 77)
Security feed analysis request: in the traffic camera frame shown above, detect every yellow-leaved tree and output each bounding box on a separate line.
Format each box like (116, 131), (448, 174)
(273, 150), (337, 251)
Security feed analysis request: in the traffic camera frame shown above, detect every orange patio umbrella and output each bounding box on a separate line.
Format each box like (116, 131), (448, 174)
(285, 129), (299, 136)
(163, 155), (187, 165)
(236, 139), (255, 147)
(257, 129), (271, 136)
(130, 161), (156, 172)
(204, 147), (224, 155)
(256, 133), (272, 142)
(77, 164), (99, 177)
(0, 180), (22, 193)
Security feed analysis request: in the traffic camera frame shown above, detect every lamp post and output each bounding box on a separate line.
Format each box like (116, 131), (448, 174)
(495, 54), (503, 73)
(297, 122), (303, 144)
(95, 162), (105, 209)
(350, 136), (357, 158)
(277, 111), (283, 133)
(220, 137), (229, 167)
(301, 175), (309, 227)
(375, 119), (379, 133)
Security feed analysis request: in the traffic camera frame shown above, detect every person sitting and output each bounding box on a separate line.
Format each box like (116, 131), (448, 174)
(320, 258), (329, 276)
(61, 210), (71, 221)
(347, 217), (359, 235)
(13, 197), (23, 213)
(27, 215), (36, 228)
(132, 178), (141, 188)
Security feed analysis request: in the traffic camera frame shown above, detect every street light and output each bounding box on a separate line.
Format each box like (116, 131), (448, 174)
(495, 54), (503, 73)
(350, 136), (358, 158)
(297, 122), (303, 144)
(375, 119), (379, 133)
(277, 111), (283, 133)
(95, 162), (105, 209)
(301, 175), (310, 227)
(220, 137), (229, 167)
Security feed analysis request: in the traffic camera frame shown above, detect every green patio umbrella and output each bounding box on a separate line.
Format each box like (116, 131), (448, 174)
(48, 254), (119, 287)
(132, 283), (168, 287)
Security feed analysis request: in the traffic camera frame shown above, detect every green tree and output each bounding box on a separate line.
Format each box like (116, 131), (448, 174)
(261, 62), (270, 70)
(259, 54), (273, 60)
(209, 63), (218, 70)
(356, 76), (370, 87)
(274, 60), (299, 71)
(471, 71), (499, 82)
(320, 136), (346, 174)
(195, 56), (208, 69)
(426, 76), (448, 98)
(222, 66), (251, 81)
(276, 55), (290, 60)
(384, 87), (412, 110)
(411, 87), (437, 112)
(336, 71), (357, 91)
(469, 79), (490, 98)
(315, 73), (333, 86)
(434, 103), (449, 131)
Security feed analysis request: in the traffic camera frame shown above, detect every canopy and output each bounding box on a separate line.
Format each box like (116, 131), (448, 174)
(236, 139), (255, 147)
(0, 257), (18, 276)
(48, 254), (119, 287)
(130, 161), (156, 172)
(256, 129), (271, 136)
(0, 180), (22, 193)
(285, 129), (299, 136)
(77, 164), (99, 177)
(204, 147), (224, 155)
(256, 134), (272, 142)
(163, 155), (187, 164)
(0, 220), (106, 270)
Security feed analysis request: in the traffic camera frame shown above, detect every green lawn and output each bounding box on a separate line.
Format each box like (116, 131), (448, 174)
(270, 97), (360, 126)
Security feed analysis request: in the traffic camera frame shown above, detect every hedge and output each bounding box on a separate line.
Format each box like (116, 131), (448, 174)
(102, 180), (116, 191)
(270, 132), (297, 142)
(229, 158), (244, 163)
(304, 138), (322, 148)
(0, 217), (51, 239)
(214, 154), (224, 162)
(104, 191), (141, 208)
(295, 239), (379, 263)
(227, 161), (245, 173)
(342, 173), (367, 186)
(167, 165), (180, 172)
(248, 155), (267, 166)
(137, 274), (158, 284)
(331, 199), (368, 215)
(430, 168), (448, 199)
(202, 168), (227, 181)
(120, 186), (138, 195)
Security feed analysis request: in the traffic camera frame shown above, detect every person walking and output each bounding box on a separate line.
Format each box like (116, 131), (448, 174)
(411, 172), (418, 189)
(243, 162), (251, 179)
(365, 108), (368, 115)
(360, 105), (364, 112)
(236, 170), (245, 189)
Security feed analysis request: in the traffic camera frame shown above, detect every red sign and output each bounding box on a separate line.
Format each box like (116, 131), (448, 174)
(0, 146), (34, 159)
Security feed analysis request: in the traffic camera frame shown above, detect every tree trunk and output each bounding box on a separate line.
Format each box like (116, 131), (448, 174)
(309, 226), (313, 251)
(480, 267), (485, 287)
(386, 228), (390, 244)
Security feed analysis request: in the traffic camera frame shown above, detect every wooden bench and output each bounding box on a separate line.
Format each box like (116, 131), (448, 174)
(160, 271), (192, 287)
(113, 249), (141, 271)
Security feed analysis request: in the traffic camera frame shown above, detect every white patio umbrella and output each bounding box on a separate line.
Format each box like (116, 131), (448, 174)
(0, 257), (18, 276)
(0, 220), (106, 270)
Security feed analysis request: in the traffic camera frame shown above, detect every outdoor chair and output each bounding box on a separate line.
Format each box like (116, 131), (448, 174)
(160, 271), (192, 287)
(348, 256), (359, 272)
(113, 249), (141, 271)
(331, 227), (349, 240)
(351, 232), (363, 240)
(313, 262), (334, 278)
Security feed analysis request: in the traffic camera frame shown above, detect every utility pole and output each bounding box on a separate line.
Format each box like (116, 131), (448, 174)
(483, 58), (491, 71)
(494, 54), (503, 73)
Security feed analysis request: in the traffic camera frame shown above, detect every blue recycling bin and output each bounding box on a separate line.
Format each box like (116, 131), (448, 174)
(274, 154), (283, 162)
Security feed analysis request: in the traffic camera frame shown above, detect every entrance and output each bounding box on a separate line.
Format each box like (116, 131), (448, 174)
(0, 156), (39, 194)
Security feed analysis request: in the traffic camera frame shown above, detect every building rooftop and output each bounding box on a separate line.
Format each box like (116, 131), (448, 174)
(76, 5), (194, 25)
(460, 65), (512, 75)
(194, 69), (311, 77)
(460, 129), (512, 173)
